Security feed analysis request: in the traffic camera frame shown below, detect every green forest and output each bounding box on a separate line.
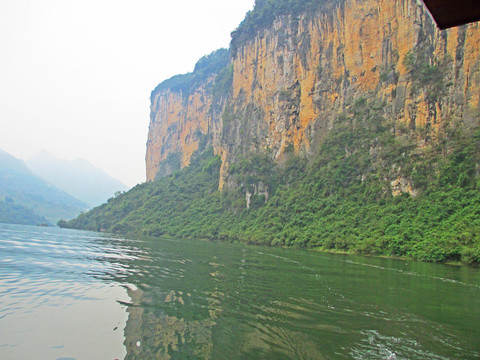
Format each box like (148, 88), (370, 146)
(62, 96), (480, 265)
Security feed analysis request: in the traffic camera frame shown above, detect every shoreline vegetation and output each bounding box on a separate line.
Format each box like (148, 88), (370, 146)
(60, 101), (480, 266)
(58, 226), (470, 267)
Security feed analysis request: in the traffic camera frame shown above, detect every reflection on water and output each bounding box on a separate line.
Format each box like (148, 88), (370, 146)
(124, 287), (216, 360)
(116, 237), (480, 360)
(1, 224), (480, 359)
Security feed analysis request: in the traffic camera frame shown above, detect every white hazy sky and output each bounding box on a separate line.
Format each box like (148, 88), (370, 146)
(0, 0), (255, 187)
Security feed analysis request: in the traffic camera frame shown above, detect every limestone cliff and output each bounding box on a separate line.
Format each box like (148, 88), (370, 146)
(146, 49), (229, 181)
(146, 84), (214, 181)
(146, 0), (480, 192)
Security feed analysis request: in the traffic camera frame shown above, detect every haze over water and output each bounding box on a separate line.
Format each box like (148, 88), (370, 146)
(1, 223), (479, 359)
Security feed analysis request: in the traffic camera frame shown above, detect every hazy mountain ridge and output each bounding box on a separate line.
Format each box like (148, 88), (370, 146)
(0, 149), (88, 225)
(26, 151), (128, 207)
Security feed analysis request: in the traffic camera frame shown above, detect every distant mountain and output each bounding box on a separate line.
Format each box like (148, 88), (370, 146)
(0, 197), (49, 226)
(26, 151), (128, 207)
(0, 149), (88, 225)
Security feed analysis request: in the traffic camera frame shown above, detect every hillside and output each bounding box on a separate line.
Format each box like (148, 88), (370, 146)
(0, 197), (49, 226)
(0, 149), (88, 224)
(27, 151), (128, 207)
(64, 0), (480, 264)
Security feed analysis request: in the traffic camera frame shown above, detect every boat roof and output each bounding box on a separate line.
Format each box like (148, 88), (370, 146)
(422, 0), (480, 29)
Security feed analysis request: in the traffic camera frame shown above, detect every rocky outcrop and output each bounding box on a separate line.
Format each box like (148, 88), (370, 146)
(145, 49), (229, 182)
(146, 85), (215, 181)
(146, 0), (480, 192)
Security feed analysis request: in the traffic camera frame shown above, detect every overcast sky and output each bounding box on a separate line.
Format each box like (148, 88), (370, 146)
(0, 0), (255, 187)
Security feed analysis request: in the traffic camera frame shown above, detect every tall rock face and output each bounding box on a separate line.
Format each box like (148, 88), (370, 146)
(146, 49), (229, 182)
(146, 0), (480, 190)
(146, 85), (214, 181)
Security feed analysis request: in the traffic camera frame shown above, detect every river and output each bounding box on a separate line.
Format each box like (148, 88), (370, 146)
(0, 223), (479, 359)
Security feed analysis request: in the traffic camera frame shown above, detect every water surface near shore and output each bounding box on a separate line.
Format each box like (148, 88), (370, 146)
(1, 224), (479, 359)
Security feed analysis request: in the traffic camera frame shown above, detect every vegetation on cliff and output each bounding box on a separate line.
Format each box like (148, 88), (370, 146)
(151, 48), (229, 99)
(62, 96), (480, 264)
(230, 0), (342, 55)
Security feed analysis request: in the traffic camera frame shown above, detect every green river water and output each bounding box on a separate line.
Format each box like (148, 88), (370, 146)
(0, 224), (479, 359)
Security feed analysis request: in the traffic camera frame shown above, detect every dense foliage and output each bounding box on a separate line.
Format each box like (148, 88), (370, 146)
(151, 49), (229, 99)
(63, 97), (480, 265)
(64, 147), (223, 235)
(230, 0), (342, 55)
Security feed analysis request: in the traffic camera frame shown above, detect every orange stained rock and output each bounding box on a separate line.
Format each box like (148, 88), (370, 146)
(146, 83), (215, 181)
(147, 0), (480, 191)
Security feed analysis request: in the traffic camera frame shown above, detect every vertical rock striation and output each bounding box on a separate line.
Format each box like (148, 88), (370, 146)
(146, 0), (480, 191)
